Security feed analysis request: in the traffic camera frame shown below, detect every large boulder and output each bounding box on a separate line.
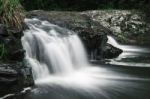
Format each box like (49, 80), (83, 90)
(103, 44), (123, 59)
(27, 10), (122, 59)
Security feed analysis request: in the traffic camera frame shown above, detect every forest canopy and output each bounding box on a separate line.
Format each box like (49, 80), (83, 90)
(20, 0), (149, 11)
(0, 0), (149, 29)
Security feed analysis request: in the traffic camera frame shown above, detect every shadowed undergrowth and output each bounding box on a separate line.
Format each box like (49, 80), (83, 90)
(0, 44), (8, 60)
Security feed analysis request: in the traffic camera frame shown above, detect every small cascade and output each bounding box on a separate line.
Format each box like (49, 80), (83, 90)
(107, 35), (150, 53)
(107, 35), (150, 67)
(21, 18), (89, 81)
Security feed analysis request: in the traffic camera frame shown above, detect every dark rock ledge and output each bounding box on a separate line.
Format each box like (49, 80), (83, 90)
(0, 24), (34, 97)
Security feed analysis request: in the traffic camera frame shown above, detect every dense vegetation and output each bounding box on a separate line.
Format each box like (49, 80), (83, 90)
(20, 0), (149, 11)
(0, 0), (24, 29)
(0, 0), (149, 28)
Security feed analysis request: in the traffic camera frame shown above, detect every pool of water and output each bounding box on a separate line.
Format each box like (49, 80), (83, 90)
(4, 63), (150, 99)
(2, 23), (150, 99)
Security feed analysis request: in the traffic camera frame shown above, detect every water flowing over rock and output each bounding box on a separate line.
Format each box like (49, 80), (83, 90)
(27, 10), (122, 59)
(28, 10), (150, 46)
(103, 44), (123, 59)
(22, 18), (89, 80)
(21, 18), (150, 99)
(84, 10), (150, 45)
(21, 18), (126, 96)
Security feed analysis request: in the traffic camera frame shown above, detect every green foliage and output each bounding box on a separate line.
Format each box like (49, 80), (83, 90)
(98, 2), (114, 10)
(0, 44), (8, 60)
(20, 0), (150, 11)
(20, 0), (99, 11)
(0, 0), (25, 29)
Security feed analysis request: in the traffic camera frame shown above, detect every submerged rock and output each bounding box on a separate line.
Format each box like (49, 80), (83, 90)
(103, 44), (123, 59)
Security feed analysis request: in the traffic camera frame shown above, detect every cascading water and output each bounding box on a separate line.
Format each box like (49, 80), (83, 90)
(22, 18), (110, 91)
(22, 18), (89, 81)
(107, 35), (150, 53)
(107, 35), (150, 67)
(20, 18), (150, 99)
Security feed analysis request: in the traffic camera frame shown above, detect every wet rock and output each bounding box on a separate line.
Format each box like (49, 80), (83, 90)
(0, 24), (8, 37)
(0, 64), (18, 96)
(0, 34), (24, 62)
(0, 63), (34, 96)
(0, 23), (33, 96)
(0, 23), (25, 62)
(8, 29), (23, 39)
(103, 44), (123, 59)
(0, 24), (8, 44)
(0, 66), (17, 76)
(10, 49), (25, 61)
(0, 7), (34, 97)
(0, 66), (17, 86)
(27, 10), (120, 59)
(84, 10), (150, 45)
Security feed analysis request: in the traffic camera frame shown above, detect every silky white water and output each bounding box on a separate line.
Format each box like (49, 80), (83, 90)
(21, 18), (111, 91)
(107, 35), (150, 53)
(107, 35), (150, 67)
(21, 18), (90, 80)
(21, 18), (150, 99)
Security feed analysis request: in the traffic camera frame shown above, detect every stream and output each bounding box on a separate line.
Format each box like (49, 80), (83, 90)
(2, 18), (150, 99)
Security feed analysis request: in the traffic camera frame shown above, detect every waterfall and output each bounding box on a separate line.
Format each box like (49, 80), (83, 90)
(21, 18), (89, 81)
(107, 35), (150, 53)
(20, 18), (150, 99)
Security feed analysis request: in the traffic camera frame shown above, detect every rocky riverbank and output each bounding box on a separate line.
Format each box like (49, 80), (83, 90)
(27, 10), (150, 45)
(84, 10), (150, 45)
(0, 24), (34, 97)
